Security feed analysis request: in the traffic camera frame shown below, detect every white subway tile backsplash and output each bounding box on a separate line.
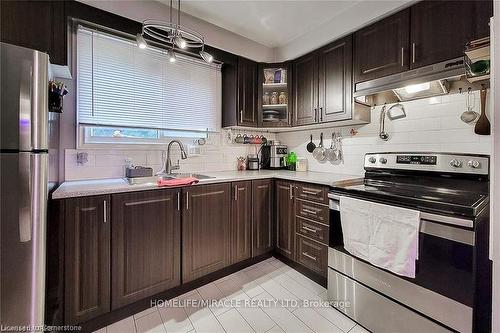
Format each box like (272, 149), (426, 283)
(63, 92), (491, 181)
(277, 91), (492, 175)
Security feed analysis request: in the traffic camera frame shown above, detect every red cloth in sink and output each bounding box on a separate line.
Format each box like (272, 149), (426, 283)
(157, 177), (199, 187)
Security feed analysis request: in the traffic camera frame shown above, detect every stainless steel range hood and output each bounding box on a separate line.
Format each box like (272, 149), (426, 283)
(354, 57), (465, 103)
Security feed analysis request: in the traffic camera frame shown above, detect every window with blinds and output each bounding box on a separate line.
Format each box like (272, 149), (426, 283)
(77, 26), (222, 143)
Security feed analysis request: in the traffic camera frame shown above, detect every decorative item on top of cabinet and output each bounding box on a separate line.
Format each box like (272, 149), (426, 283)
(230, 181), (253, 264)
(252, 179), (274, 256)
(182, 183), (231, 283)
(275, 180), (295, 259)
(354, 9), (410, 83)
(111, 189), (181, 309)
(64, 195), (110, 324)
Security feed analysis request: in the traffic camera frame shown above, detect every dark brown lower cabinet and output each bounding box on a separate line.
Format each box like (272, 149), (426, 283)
(183, 183), (231, 283)
(252, 179), (274, 256)
(296, 235), (328, 277)
(230, 181), (253, 264)
(275, 180), (295, 259)
(111, 189), (181, 309)
(64, 195), (110, 324)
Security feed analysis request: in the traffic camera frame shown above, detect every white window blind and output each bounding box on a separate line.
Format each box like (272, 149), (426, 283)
(77, 27), (221, 132)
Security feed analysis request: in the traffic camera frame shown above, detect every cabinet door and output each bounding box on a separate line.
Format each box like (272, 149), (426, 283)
(0, 1), (66, 65)
(183, 184), (231, 282)
(275, 180), (295, 259)
(64, 195), (110, 324)
(111, 189), (181, 309)
(354, 9), (410, 83)
(231, 181), (252, 263)
(318, 35), (353, 123)
(252, 179), (274, 256)
(410, 0), (493, 69)
(293, 53), (318, 126)
(238, 57), (258, 126)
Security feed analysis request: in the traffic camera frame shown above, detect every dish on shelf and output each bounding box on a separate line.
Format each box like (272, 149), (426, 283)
(262, 104), (287, 108)
(263, 109), (280, 115)
(263, 117), (280, 122)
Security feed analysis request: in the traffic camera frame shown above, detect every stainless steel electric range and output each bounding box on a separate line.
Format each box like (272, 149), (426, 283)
(327, 152), (491, 333)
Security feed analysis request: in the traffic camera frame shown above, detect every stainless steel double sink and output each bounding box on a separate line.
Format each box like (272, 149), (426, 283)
(125, 173), (215, 185)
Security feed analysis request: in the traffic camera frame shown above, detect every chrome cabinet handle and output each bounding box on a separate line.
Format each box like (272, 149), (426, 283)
(319, 107), (323, 122)
(186, 192), (189, 210)
(289, 184), (293, 200)
(302, 226), (317, 233)
(401, 47), (404, 67)
(234, 185), (238, 201)
(240, 110), (243, 123)
(177, 192), (180, 211)
(103, 200), (107, 223)
(302, 208), (317, 215)
(302, 189), (319, 195)
(412, 43), (416, 64)
(302, 252), (317, 261)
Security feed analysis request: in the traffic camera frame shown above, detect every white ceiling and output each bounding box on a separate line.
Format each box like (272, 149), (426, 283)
(165, 1), (363, 48)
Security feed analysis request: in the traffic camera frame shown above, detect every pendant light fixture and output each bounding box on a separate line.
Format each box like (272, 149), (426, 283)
(136, 0), (213, 63)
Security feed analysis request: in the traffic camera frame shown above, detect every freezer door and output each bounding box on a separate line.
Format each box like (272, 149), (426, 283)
(1, 42), (48, 151)
(0, 152), (48, 328)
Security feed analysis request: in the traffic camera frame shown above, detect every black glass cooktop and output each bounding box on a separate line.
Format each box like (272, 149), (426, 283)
(331, 174), (489, 218)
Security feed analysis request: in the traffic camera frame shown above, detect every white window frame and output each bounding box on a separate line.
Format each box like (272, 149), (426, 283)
(74, 24), (221, 149)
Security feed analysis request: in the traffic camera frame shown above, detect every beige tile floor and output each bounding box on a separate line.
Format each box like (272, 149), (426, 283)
(93, 257), (370, 333)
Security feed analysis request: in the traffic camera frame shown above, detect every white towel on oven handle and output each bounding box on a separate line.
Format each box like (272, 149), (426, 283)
(340, 196), (420, 278)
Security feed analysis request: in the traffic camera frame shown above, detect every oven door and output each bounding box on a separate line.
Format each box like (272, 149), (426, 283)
(328, 193), (475, 333)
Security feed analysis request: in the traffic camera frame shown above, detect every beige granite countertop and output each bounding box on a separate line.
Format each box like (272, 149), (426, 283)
(52, 170), (362, 199)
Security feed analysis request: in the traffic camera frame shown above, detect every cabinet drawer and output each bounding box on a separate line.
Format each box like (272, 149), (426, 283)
(296, 199), (329, 223)
(295, 183), (328, 204)
(296, 235), (328, 276)
(296, 217), (329, 245)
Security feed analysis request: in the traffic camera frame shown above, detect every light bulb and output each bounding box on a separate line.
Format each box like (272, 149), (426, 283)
(136, 33), (147, 49)
(168, 49), (176, 63)
(174, 36), (187, 49)
(200, 50), (213, 63)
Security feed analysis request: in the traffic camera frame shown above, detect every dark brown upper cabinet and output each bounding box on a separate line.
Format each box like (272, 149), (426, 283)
(293, 53), (319, 126)
(410, 0), (493, 69)
(111, 189), (181, 309)
(318, 35), (353, 123)
(293, 35), (354, 125)
(64, 195), (110, 324)
(354, 9), (410, 83)
(230, 181), (253, 264)
(182, 183), (231, 283)
(252, 179), (274, 256)
(237, 57), (259, 126)
(275, 180), (295, 259)
(0, 1), (66, 65)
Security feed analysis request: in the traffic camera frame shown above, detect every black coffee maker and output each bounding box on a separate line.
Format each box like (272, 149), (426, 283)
(260, 141), (287, 169)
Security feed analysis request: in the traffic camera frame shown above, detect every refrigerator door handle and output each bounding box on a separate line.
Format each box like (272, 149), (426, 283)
(19, 153), (32, 242)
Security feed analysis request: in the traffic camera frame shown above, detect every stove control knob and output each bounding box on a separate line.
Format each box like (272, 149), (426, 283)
(379, 157), (388, 164)
(468, 160), (480, 169)
(449, 159), (462, 168)
(368, 157), (376, 163)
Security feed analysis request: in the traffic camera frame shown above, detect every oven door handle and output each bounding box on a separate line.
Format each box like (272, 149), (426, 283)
(328, 192), (474, 228)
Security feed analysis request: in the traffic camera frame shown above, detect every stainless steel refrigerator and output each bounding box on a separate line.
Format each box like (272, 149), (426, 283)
(1, 42), (51, 329)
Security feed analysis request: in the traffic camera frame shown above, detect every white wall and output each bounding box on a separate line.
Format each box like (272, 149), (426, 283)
(77, 0), (275, 62)
(277, 91), (492, 176)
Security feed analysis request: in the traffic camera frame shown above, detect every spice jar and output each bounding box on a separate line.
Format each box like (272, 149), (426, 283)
(270, 92), (278, 105)
(278, 92), (287, 104)
(263, 92), (270, 105)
